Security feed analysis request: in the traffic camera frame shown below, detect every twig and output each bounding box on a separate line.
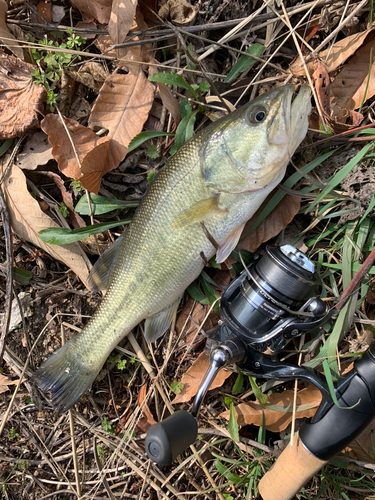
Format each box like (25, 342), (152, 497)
(335, 246), (375, 312)
(279, 0), (328, 131)
(309, 0), (369, 58)
(93, 437), (116, 500)
(233, 0), (322, 107)
(198, 0), (273, 61)
(0, 137), (24, 362)
(0, 179), (13, 363)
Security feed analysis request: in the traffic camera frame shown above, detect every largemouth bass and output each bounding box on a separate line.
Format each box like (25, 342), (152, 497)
(32, 85), (311, 413)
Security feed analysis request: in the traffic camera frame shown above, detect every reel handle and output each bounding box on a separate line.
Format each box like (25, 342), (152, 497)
(145, 338), (246, 465)
(145, 410), (197, 465)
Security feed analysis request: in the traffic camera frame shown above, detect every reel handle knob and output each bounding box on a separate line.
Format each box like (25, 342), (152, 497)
(145, 410), (198, 465)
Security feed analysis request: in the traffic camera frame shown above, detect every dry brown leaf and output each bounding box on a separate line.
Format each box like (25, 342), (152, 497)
(290, 30), (374, 77)
(348, 418), (375, 463)
(15, 132), (53, 170)
(158, 0), (198, 26)
(66, 62), (108, 93)
(3, 164), (91, 288)
(95, 34), (117, 57)
(37, 0), (52, 23)
(0, 373), (25, 395)
(137, 383), (157, 432)
(237, 194), (301, 254)
(330, 36), (375, 114)
(41, 114), (116, 194)
(0, 53), (46, 138)
(220, 385), (322, 433)
(75, 20), (98, 38)
(37, 171), (86, 228)
(149, 58), (181, 125)
(108, 0), (137, 45)
(321, 29), (375, 75)
(69, 0), (111, 24)
(175, 298), (218, 337)
(312, 59), (331, 117)
(172, 351), (232, 404)
(311, 58), (364, 133)
(117, 7), (151, 62)
(0, 0), (23, 59)
(88, 66), (155, 166)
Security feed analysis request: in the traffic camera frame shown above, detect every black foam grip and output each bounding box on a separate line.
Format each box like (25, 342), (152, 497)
(145, 410), (198, 465)
(300, 350), (375, 460)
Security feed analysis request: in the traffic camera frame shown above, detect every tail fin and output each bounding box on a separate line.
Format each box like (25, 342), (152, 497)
(31, 344), (99, 414)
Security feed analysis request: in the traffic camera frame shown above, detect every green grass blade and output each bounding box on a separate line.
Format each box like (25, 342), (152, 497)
(76, 194), (139, 215)
(241, 150), (335, 238)
(38, 219), (131, 244)
(308, 142), (374, 212)
(322, 359), (359, 409)
(149, 72), (198, 99)
(228, 402), (240, 442)
(128, 131), (174, 152)
(224, 44), (264, 83)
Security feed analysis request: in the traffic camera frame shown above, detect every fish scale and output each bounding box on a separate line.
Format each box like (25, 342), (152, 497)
(31, 84), (312, 413)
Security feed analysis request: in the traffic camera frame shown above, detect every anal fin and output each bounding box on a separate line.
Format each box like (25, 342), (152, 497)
(144, 298), (181, 343)
(88, 234), (124, 292)
(216, 222), (245, 263)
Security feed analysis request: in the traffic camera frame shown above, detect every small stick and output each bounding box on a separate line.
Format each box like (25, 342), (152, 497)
(335, 246), (375, 312)
(0, 136), (25, 362)
(279, 1), (327, 131)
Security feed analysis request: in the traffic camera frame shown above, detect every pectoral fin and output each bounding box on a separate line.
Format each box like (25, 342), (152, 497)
(88, 234), (124, 292)
(144, 298), (181, 343)
(172, 198), (226, 229)
(216, 222), (245, 263)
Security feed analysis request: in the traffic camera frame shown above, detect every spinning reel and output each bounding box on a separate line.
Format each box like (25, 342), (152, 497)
(145, 245), (332, 465)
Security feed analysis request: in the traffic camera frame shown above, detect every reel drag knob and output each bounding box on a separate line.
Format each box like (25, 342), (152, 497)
(145, 410), (198, 465)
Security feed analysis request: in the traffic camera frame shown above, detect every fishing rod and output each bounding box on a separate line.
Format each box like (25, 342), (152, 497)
(145, 244), (375, 499)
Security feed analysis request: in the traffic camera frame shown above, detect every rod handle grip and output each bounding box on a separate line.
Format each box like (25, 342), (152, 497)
(258, 432), (327, 500)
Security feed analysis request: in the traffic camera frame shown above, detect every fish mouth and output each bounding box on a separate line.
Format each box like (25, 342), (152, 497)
(268, 84), (311, 147)
(290, 85), (312, 151)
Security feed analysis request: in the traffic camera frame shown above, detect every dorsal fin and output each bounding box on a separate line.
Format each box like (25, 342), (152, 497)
(88, 234), (124, 292)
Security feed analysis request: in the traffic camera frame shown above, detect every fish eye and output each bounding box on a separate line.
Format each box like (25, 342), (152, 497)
(248, 107), (267, 124)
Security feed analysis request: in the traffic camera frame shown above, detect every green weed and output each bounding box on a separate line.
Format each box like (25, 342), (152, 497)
(31, 29), (87, 111)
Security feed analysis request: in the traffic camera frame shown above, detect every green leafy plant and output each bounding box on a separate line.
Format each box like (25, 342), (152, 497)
(8, 427), (19, 440)
(101, 417), (116, 435)
(71, 179), (83, 192)
(96, 445), (108, 460)
(75, 193), (139, 216)
(148, 68), (211, 155)
(58, 202), (69, 218)
(31, 29), (87, 110)
(170, 381), (184, 394)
